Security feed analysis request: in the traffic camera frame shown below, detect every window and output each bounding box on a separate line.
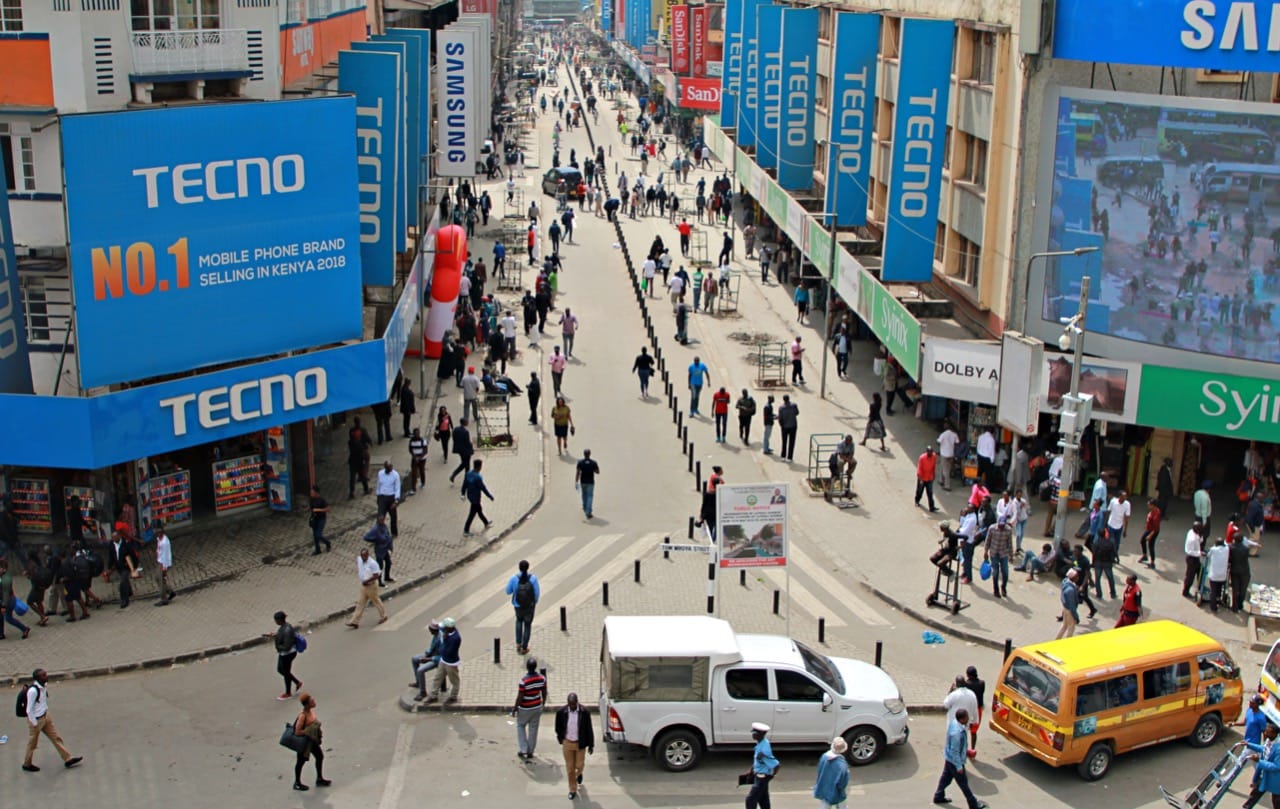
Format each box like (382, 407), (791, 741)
(934, 223), (947, 264)
(956, 235), (981, 287)
(818, 6), (833, 41)
(881, 16), (900, 60)
(1199, 651), (1239, 682)
(1003, 657), (1063, 714)
(725, 669), (770, 700)
(1074, 674), (1139, 717)
(775, 670), (826, 702)
(971, 30), (996, 86)
(1, 0), (22, 32)
(966, 137), (988, 187)
(816, 74), (830, 112)
(943, 127), (953, 172)
(0, 124), (35, 192)
(131, 0), (218, 30)
(285, 0), (304, 24)
(1143, 663), (1191, 699)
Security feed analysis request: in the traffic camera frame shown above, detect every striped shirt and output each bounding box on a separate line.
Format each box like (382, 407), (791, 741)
(516, 672), (547, 709)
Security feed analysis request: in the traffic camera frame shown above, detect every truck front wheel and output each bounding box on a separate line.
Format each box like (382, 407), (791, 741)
(843, 726), (885, 766)
(654, 728), (704, 772)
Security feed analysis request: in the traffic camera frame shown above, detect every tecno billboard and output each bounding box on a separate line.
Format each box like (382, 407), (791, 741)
(1054, 0), (1280, 71)
(60, 98), (364, 389)
(1030, 86), (1280, 377)
(681, 77), (722, 109)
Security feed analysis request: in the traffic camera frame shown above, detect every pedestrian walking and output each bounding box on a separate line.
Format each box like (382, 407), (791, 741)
(717, 231), (733, 265)
(861, 393), (887, 450)
(103, 530), (138, 608)
(551, 397), (575, 455)
(1092, 530), (1117, 599)
(549, 346), (567, 397)
(398, 378), (416, 437)
(432, 406), (453, 462)
(20, 668), (83, 773)
(287, 692), (330, 791)
(376, 459), (401, 537)
(915, 445), (939, 511)
(555, 693), (595, 800)
(575, 449), (601, 519)
(944, 676), (979, 759)
(964, 666), (987, 755)
(1115, 573), (1143, 628)
(345, 549), (386, 627)
(632, 347), (655, 397)
(461, 365), (482, 425)
(1056, 569), (1081, 639)
(984, 518), (1012, 599)
(505, 559), (542, 655)
(21, 550), (51, 627)
(937, 422), (959, 490)
(462, 459), (495, 535)
(736, 389), (757, 444)
(559, 309), (579, 358)
(527, 372), (542, 425)
(698, 466), (724, 539)
(794, 285), (810, 322)
(1242, 718), (1279, 809)
(308, 485), (331, 554)
(712, 386), (731, 442)
(688, 356), (710, 415)
(266, 610), (303, 700)
(778, 395), (799, 461)
(449, 418), (474, 484)
(513, 656), (548, 760)
(745, 722), (779, 809)
(154, 524), (175, 605)
(364, 515), (395, 585)
(932, 709), (986, 809)
(790, 336), (806, 384)
(1, 557), (31, 638)
(812, 737), (850, 808)
(407, 428), (428, 494)
(761, 395), (776, 455)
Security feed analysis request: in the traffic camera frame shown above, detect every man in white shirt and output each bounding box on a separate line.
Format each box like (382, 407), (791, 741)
(1205, 537), (1230, 612)
(1106, 491), (1131, 550)
(1182, 526), (1205, 599)
(943, 676), (980, 757)
(376, 460), (401, 537)
(155, 526), (175, 605)
(1047, 453), (1064, 483)
(937, 424), (960, 491)
(22, 668), (81, 772)
(347, 549), (387, 627)
(641, 257), (658, 297)
(976, 428), (997, 485)
(458, 272), (472, 301)
(668, 273), (686, 304)
(501, 310), (519, 359)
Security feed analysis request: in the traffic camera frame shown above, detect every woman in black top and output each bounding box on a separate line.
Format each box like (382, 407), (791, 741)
(861, 393), (887, 451)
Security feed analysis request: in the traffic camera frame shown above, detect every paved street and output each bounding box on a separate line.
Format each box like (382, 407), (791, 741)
(1, 47), (1273, 809)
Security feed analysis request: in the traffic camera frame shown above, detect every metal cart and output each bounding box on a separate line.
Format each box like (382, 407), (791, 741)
(1160, 741), (1253, 809)
(926, 554), (969, 615)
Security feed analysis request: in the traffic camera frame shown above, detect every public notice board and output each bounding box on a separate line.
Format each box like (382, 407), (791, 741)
(717, 483), (788, 568)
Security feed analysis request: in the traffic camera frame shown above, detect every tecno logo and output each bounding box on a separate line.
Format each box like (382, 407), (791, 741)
(132, 155), (306, 209)
(685, 85), (721, 103)
(158, 367), (327, 436)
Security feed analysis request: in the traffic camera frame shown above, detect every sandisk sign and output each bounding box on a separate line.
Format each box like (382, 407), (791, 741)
(691, 4), (708, 77)
(680, 77), (721, 109)
(672, 5), (690, 73)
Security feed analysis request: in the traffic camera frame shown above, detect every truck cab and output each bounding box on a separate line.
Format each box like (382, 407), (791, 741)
(599, 616), (909, 771)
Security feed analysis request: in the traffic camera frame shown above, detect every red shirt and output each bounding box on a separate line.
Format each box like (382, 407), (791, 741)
(678, 222), (692, 237)
(1145, 507), (1162, 534)
(916, 452), (937, 482)
(712, 390), (731, 415)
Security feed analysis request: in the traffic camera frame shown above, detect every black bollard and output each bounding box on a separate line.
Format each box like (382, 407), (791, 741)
(493, 638), (501, 664)
(672, 404), (678, 425)
(602, 581), (609, 606)
(634, 559), (641, 583)
(560, 606), (567, 632)
(688, 444), (694, 472)
(682, 430), (688, 456)
(696, 461), (702, 491)
(772, 589), (781, 615)
(739, 569), (746, 586)
(1003, 638), (1013, 662)
(687, 517), (694, 540)
(874, 641), (883, 668)
(818, 618), (826, 644)
(677, 411), (683, 432)
(664, 535), (671, 559)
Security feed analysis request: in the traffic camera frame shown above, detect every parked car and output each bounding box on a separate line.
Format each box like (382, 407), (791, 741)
(599, 616), (910, 772)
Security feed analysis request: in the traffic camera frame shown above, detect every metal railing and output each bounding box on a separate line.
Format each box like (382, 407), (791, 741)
(130, 29), (250, 75)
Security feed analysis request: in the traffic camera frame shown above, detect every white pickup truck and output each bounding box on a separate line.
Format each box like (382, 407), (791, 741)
(598, 616), (910, 771)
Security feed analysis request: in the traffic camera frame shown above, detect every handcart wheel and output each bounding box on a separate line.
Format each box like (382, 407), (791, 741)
(926, 594), (937, 607)
(951, 602), (961, 615)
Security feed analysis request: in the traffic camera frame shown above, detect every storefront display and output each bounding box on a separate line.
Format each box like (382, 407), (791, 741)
(150, 471), (193, 528)
(9, 477), (52, 533)
(212, 455), (267, 515)
(265, 427), (292, 512)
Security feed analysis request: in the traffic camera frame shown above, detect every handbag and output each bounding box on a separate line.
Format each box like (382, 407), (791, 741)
(279, 723), (309, 753)
(979, 559), (992, 581)
(12, 597), (29, 616)
(737, 772), (755, 787)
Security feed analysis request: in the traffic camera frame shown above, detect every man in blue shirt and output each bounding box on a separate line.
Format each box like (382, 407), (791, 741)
(933, 709), (986, 808)
(1244, 719), (1279, 809)
(505, 560), (541, 655)
(746, 722), (779, 809)
(424, 617), (462, 704)
(410, 620), (443, 701)
(812, 737), (850, 808)
(688, 356), (710, 416)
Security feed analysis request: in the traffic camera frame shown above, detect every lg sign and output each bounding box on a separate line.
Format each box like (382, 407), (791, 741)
(681, 79), (721, 109)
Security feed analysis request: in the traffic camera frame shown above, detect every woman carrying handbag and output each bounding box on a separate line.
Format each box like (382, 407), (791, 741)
(435, 407), (453, 462)
(282, 693), (330, 791)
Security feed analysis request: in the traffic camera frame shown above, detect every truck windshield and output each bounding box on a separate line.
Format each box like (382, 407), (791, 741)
(796, 641), (844, 694)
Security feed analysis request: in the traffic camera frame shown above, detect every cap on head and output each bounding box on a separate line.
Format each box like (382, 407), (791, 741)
(751, 722), (770, 733)
(939, 520), (952, 530)
(441, 617), (456, 629)
(428, 619), (440, 630)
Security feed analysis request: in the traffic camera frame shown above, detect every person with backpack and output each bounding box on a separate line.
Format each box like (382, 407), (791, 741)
(23, 551), (51, 627)
(1, 557), (31, 639)
(20, 668), (83, 772)
(58, 552), (90, 622)
(505, 560), (541, 655)
(265, 610), (304, 700)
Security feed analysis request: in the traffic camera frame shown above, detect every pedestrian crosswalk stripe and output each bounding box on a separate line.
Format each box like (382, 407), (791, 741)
(788, 544), (892, 627)
(759, 566), (848, 628)
(375, 536), (577, 632)
(473, 534), (625, 628)
(532, 532), (670, 620)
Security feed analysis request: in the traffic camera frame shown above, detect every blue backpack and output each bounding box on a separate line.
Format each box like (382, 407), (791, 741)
(294, 633), (308, 654)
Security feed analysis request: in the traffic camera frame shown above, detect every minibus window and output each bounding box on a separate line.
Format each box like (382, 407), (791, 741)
(1142, 663), (1191, 699)
(1264, 646), (1280, 684)
(1004, 657), (1063, 713)
(1075, 674), (1138, 716)
(1199, 651), (1239, 682)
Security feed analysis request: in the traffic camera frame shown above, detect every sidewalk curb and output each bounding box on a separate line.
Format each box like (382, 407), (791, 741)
(395, 694), (946, 715)
(858, 581), (1005, 652)
(4, 447), (549, 691)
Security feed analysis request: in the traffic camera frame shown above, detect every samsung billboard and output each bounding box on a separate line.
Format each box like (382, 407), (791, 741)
(1031, 86), (1280, 376)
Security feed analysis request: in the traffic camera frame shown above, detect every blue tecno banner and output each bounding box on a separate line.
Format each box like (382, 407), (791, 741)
(1054, 0), (1280, 71)
(754, 4), (783, 171)
(385, 28), (431, 221)
(602, 0), (612, 41)
(0, 340), (387, 469)
(720, 0), (742, 129)
(881, 18), (953, 283)
(353, 40), (408, 255)
(60, 98), (363, 389)
(777, 7), (818, 190)
(0, 158), (34, 394)
(826, 12), (879, 225)
(340, 48), (403, 285)
(737, 0), (767, 149)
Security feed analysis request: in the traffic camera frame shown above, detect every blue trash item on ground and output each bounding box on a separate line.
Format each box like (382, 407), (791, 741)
(922, 631), (946, 644)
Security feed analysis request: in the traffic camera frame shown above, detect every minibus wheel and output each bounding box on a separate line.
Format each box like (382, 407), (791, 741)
(1077, 742), (1112, 781)
(1189, 713), (1222, 747)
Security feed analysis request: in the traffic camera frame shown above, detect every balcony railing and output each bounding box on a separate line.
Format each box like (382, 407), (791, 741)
(130, 29), (251, 76)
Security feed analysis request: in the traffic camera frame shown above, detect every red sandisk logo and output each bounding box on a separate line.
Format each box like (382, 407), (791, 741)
(681, 79), (721, 109)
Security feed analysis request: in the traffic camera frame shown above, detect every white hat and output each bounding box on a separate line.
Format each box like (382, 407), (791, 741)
(441, 617), (457, 628)
(831, 737), (848, 754)
(751, 722), (770, 733)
